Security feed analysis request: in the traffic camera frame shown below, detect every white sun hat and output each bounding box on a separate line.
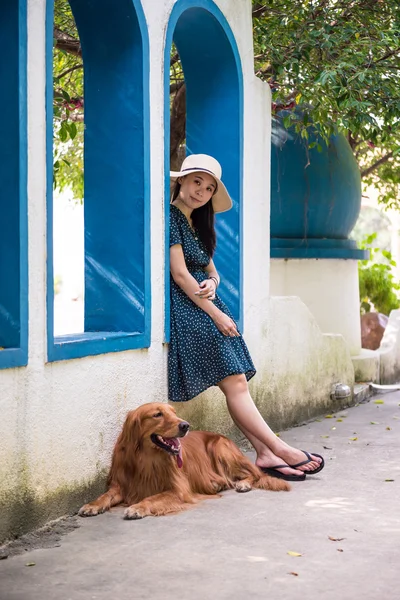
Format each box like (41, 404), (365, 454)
(170, 154), (233, 213)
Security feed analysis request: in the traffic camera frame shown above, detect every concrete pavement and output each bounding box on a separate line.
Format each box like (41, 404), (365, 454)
(1, 391), (400, 600)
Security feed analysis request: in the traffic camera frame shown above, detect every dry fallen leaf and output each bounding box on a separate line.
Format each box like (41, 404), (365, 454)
(287, 551), (302, 557)
(328, 536), (345, 542)
(385, 479), (394, 482)
(336, 418), (343, 422)
(25, 562), (36, 567)
(325, 415), (334, 419)
(288, 572), (299, 576)
(349, 437), (358, 441)
(321, 435), (330, 438)
(337, 549), (344, 553)
(374, 399), (384, 404)
(386, 427), (391, 431)
(370, 421), (379, 425)
(323, 445), (332, 450)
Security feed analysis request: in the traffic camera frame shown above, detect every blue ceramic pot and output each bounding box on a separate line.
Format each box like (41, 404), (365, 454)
(270, 116), (367, 259)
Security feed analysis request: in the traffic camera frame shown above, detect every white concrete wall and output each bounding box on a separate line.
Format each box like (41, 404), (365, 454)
(0, 0), (274, 539)
(378, 309), (400, 383)
(270, 258), (362, 355)
(0, 0), (357, 541)
(176, 296), (355, 436)
(351, 310), (400, 384)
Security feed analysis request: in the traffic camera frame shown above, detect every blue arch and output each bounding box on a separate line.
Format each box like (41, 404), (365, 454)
(46, 0), (151, 361)
(164, 0), (244, 340)
(0, 0), (28, 369)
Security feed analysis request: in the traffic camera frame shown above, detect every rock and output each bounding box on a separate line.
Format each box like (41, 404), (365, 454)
(361, 312), (388, 350)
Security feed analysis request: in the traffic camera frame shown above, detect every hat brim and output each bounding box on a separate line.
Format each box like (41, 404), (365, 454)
(170, 168), (232, 214)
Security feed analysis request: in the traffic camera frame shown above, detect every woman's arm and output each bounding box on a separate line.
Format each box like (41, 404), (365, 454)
(170, 245), (239, 337)
(204, 259), (219, 289)
(170, 244), (219, 317)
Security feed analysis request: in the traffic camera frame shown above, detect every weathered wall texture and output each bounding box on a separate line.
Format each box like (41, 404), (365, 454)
(379, 310), (400, 383)
(352, 310), (400, 385)
(0, 0), (355, 543)
(175, 296), (355, 435)
(270, 259), (362, 356)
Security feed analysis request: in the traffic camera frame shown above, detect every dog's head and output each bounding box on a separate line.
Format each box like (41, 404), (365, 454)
(122, 403), (189, 466)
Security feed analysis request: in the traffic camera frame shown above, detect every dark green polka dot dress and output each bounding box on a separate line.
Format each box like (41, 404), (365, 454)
(168, 204), (256, 402)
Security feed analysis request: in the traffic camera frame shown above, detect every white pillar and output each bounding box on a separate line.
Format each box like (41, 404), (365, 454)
(270, 259), (362, 355)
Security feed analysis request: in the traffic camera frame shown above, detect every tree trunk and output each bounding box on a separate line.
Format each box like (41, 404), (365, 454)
(170, 83), (186, 170)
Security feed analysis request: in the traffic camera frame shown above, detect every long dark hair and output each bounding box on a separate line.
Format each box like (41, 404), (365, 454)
(171, 181), (217, 257)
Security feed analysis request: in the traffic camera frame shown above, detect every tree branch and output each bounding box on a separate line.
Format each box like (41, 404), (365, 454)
(170, 80), (185, 95)
(53, 27), (81, 57)
(252, 4), (269, 18)
(170, 52), (180, 67)
(361, 151), (394, 178)
(371, 46), (400, 67)
(56, 64), (83, 80)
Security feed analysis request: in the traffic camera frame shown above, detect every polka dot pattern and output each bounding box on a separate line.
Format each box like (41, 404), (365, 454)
(168, 204), (256, 402)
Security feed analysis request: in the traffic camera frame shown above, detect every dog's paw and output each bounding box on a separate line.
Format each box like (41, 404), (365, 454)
(234, 480), (252, 493)
(211, 480), (227, 493)
(124, 505), (146, 520)
(78, 504), (103, 517)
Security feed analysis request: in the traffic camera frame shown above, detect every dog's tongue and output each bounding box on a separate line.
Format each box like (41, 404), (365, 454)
(176, 446), (183, 469)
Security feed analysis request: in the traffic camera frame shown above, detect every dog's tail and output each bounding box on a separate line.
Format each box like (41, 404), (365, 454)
(208, 435), (290, 492)
(254, 473), (290, 492)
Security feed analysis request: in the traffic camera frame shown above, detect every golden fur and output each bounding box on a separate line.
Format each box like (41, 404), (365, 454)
(79, 402), (290, 520)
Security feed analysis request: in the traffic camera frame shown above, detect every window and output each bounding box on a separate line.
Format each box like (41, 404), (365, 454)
(46, 0), (150, 361)
(0, 0), (28, 369)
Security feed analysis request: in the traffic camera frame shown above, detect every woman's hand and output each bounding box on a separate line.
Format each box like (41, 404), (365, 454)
(212, 309), (240, 337)
(195, 279), (217, 301)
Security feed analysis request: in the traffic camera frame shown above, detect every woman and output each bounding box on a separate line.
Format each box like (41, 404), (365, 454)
(169, 154), (324, 481)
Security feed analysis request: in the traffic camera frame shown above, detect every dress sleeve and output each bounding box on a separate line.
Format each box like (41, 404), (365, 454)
(169, 208), (183, 247)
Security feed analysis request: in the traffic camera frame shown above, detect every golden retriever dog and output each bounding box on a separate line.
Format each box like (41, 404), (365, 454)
(79, 402), (290, 520)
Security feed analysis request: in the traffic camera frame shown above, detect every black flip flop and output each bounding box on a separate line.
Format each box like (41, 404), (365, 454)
(259, 465), (306, 482)
(289, 451), (325, 475)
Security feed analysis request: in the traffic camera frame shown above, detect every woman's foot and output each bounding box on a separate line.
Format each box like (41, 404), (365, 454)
(278, 447), (323, 473)
(256, 447), (323, 476)
(255, 450), (306, 478)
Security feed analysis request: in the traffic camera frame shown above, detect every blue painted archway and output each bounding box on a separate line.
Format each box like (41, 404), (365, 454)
(46, 0), (151, 361)
(0, 0), (28, 369)
(164, 0), (244, 339)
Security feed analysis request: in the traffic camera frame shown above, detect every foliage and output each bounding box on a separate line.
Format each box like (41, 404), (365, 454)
(253, 0), (400, 208)
(358, 234), (400, 315)
(53, 0), (84, 200)
(350, 205), (391, 252)
(52, 1), (400, 207)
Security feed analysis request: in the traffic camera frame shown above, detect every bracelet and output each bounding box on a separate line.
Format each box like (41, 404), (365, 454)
(208, 276), (219, 288)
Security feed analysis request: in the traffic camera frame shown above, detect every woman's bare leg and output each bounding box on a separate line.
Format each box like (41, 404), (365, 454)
(218, 374), (322, 475)
(226, 409), (306, 477)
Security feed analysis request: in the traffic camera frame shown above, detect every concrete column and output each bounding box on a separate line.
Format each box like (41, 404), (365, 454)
(270, 258), (362, 355)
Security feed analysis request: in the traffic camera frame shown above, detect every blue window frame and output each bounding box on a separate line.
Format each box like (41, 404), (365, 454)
(46, 0), (151, 361)
(0, 0), (28, 370)
(164, 0), (244, 341)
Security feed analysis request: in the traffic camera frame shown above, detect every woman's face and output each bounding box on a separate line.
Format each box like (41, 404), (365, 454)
(177, 172), (217, 211)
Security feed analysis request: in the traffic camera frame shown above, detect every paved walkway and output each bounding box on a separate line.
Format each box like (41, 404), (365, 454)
(1, 391), (400, 600)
